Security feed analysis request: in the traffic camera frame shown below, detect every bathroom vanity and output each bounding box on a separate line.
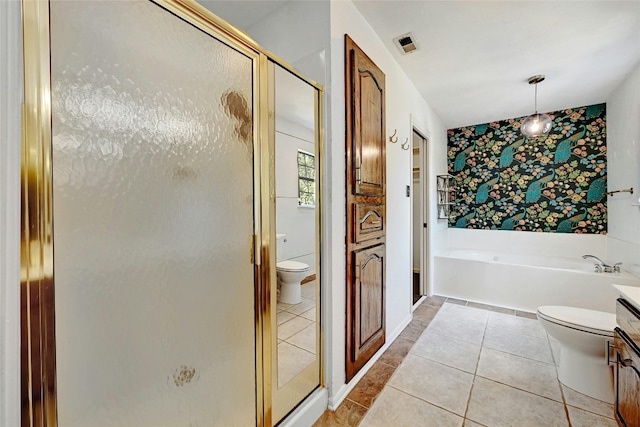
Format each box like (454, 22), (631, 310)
(612, 285), (640, 427)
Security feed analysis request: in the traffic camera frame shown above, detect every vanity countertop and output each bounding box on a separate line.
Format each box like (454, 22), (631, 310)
(613, 284), (640, 311)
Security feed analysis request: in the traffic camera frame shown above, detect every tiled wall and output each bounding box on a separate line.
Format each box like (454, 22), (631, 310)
(447, 104), (607, 234)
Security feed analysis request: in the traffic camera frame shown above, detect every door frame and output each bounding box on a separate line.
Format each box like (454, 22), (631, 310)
(410, 121), (431, 305)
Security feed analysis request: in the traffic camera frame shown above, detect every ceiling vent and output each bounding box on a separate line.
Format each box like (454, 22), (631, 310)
(393, 32), (418, 54)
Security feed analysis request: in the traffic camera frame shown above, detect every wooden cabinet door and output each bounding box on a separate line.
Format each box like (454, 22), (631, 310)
(614, 328), (640, 427)
(347, 37), (385, 197)
(345, 35), (386, 382)
(348, 244), (386, 375)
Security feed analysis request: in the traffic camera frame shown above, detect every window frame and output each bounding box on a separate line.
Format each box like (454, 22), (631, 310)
(297, 149), (316, 208)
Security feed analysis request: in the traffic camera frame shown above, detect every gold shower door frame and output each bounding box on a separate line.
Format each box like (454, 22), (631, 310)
(19, 1), (324, 426)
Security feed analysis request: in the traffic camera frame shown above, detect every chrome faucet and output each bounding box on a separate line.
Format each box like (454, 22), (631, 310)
(582, 255), (622, 273)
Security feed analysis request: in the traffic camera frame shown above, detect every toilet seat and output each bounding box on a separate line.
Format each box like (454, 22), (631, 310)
(537, 306), (616, 337)
(276, 260), (309, 272)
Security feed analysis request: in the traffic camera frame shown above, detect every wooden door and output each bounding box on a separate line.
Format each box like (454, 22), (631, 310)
(345, 35), (386, 381)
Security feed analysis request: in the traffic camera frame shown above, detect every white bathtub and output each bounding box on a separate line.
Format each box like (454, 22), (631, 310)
(434, 249), (640, 313)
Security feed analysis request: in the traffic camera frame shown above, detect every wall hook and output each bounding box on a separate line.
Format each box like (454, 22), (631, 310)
(389, 129), (398, 144)
(606, 187), (634, 196)
(401, 137), (410, 150)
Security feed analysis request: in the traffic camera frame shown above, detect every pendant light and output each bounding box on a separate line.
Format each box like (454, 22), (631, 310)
(521, 75), (552, 139)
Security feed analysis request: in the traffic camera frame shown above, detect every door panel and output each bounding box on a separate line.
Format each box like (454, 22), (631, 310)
(353, 245), (385, 362)
(352, 48), (385, 196)
(50, 2), (256, 425)
(345, 35), (386, 382)
(354, 203), (384, 243)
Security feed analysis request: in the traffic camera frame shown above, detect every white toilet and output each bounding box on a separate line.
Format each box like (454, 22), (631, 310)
(275, 234), (310, 304)
(537, 305), (617, 403)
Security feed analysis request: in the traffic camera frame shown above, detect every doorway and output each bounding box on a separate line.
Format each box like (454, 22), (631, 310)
(411, 129), (428, 306)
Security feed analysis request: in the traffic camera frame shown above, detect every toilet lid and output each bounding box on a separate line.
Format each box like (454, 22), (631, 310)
(537, 305), (617, 336)
(276, 260), (310, 272)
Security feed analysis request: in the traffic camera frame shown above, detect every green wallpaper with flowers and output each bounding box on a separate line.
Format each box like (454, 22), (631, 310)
(447, 103), (607, 234)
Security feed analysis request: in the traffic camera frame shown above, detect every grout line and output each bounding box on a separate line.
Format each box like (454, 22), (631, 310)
(386, 384), (466, 421)
(462, 307), (489, 421)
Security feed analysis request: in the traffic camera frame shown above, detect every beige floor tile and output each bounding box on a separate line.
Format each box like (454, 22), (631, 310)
(566, 406), (617, 427)
(301, 281), (316, 299)
(483, 326), (554, 364)
(360, 386), (463, 427)
(300, 307), (316, 321)
(278, 316), (313, 340)
(277, 310), (296, 326)
(466, 377), (568, 427)
(446, 297), (467, 306)
(277, 302), (294, 312)
(388, 354), (474, 416)
(476, 347), (562, 401)
(277, 342), (315, 387)
(427, 316), (486, 346)
(285, 298), (316, 315)
(439, 303), (489, 324)
(463, 420), (486, 427)
(286, 323), (317, 354)
(487, 311), (547, 338)
(562, 385), (614, 419)
(411, 330), (481, 373)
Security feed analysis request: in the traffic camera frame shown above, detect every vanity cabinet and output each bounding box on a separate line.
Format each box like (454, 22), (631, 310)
(614, 298), (640, 427)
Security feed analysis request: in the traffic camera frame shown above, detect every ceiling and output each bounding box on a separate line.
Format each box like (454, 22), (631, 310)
(202, 1), (640, 129)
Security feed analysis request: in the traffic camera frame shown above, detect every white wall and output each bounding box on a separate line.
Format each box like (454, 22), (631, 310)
(275, 117), (316, 270)
(606, 62), (640, 279)
(328, 0), (448, 406)
(0, 1), (22, 425)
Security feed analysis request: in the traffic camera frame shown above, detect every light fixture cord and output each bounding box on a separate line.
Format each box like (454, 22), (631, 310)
(534, 83), (538, 113)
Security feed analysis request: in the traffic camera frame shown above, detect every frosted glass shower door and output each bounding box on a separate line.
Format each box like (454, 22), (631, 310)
(50, 1), (257, 425)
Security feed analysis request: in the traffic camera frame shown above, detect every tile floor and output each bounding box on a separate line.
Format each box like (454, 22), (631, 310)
(277, 281), (317, 387)
(315, 296), (617, 427)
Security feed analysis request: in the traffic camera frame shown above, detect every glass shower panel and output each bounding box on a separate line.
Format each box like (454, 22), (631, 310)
(50, 1), (256, 426)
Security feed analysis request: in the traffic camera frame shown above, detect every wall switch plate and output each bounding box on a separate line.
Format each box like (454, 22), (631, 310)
(406, 185), (410, 197)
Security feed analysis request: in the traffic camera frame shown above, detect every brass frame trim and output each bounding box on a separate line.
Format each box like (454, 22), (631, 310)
(20, 1), (324, 426)
(21, 1), (56, 425)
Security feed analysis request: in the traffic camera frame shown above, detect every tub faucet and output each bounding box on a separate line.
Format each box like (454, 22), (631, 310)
(581, 255), (622, 273)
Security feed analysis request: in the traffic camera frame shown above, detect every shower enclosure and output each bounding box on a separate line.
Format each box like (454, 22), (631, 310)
(20, 1), (323, 426)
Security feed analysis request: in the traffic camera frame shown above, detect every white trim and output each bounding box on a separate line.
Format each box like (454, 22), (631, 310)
(410, 116), (432, 298)
(327, 312), (412, 411)
(278, 387), (329, 427)
(0, 1), (23, 426)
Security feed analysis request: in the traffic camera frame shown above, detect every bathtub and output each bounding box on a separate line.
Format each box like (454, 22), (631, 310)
(434, 249), (640, 313)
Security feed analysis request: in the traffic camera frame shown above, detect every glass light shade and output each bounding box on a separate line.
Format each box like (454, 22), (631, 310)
(521, 113), (552, 138)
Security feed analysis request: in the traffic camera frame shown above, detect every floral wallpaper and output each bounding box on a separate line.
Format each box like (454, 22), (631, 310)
(447, 103), (607, 234)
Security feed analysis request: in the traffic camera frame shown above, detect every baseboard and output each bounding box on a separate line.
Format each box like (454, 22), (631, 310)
(301, 274), (316, 285)
(328, 313), (412, 411)
(279, 387), (328, 427)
